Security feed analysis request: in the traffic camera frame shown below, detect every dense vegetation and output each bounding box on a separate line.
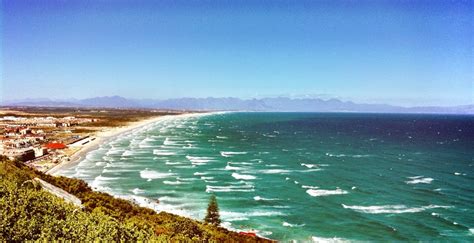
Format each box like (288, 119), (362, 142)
(0, 157), (271, 241)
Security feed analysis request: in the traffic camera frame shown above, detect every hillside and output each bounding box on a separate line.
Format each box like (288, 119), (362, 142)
(0, 157), (271, 241)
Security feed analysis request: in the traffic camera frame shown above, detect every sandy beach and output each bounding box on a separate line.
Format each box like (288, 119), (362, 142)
(46, 112), (202, 175)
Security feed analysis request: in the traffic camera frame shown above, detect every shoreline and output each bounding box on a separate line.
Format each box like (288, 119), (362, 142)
(46, 112), (206, 175)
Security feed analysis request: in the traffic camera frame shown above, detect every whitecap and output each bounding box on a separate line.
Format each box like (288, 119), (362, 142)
(221, 151), (248, 157)
(131, 188), (145, 194)
(220, 210), (285, 219)
(311, 236), (350, 242)
(341, 204), (452, 214)
(163, 137), (176, 145)
(302, 185), (319, 189)
(254, 196), (278, 201)
(306, 188), (348, 197)
(122, 150), (134, 156)
(186, 155), (214, 165)
(406, 176), (434, 184)
(232, 173), (256, 180)
(165, 161), (184, 165)
(260, 169), (291, 174)
(225, 165), (244, 170)
(283, 221), (305, 227)
(153, 150), (176, 156)
(140, 169), (174, 180)
(206, 184), (254, 193)
(163, 180), (184, 185)
(194, 172), (207, 176)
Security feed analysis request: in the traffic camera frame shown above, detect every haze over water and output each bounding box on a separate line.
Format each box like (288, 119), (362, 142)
(58, 112), (474, 241)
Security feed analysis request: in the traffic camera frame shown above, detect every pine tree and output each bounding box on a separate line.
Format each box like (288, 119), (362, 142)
(204, 194), (221, 225)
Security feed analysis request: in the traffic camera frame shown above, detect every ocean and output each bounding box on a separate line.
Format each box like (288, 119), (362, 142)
(57, 112), (474, 241)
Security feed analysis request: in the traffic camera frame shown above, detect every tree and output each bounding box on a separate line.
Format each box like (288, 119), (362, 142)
(204, 194), (221, 226)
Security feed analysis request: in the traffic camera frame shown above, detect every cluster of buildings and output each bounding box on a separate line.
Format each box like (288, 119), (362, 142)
(0, 116), (96, 164)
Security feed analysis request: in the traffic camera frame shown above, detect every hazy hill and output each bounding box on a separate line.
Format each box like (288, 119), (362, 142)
(2, 96), (472, 114)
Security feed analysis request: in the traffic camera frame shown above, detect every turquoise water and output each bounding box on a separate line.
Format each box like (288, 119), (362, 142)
(58, 112), (474, 241)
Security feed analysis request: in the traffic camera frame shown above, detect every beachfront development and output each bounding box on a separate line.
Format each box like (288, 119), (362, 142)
(0, 107), (178, 173)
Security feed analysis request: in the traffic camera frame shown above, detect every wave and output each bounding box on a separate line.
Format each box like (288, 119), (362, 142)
(95, 175), (119, 181)
(140, 169), (175, 180)
(206, 184), (254, 193)
(302, 185), (319, 189)
(230, 162), (253, 165)
(121, 150), (135, 156)
(225, 165), (244, 170)
(406, 176), (434, 184)
(163, 137), (177, 146)
(221, 151), (248, 157)
(131, 188), (145, 194)
(221, 210), (286, 219)
(186, 156), (214, 165)
(306, 188), (348, 197)
(193, 172), (207, 176)
(232, 173), (256, 180)
(153, 150), (177, 156)
(259, 169), (291, 174)
(326, 153), (371, 158)
(163, 180), (186, 185)
(311, 236), (350, 242)
(254, 196), (278, 201)
(165, 161), (184, 165)
(128, 195), (192, 218)
(341, 204), (452, 214)
(283, 222), (305, 227)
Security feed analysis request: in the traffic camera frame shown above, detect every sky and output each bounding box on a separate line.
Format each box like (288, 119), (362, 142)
(1, 0), (473, 106)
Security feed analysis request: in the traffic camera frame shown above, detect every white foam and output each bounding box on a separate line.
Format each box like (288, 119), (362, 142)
(131, 188), (145, 194)
(153, 149), (177, 156)
(186, 155), (213, 165)
(221, 151), (248, 157)
(283, 221), (305, 227)
(165, 161), (184, 165)
(406, 176), (434, 184)
(163, 180), (185, 185)
(163, 137), (176, 145)
(206, 184), (254, 193)
(225, 165), (244, 170)
(122, 150), (134, 156)
(140, 169), (175, 180)
(221, 210), (286, 219)
(230, 162), (253, 165)
(260, 169), (291, 174)
(454, 172), (461, 176)
(301, 163), (318, 168)
(341, 204), (452, 214)
(253, 196), (278, 201)
(194, 172), (207, 176)
(232, 173), (256, 180)
(302, 185), (319, 189)
(306, 188), (348, 197)
(311, 236), (349, 243)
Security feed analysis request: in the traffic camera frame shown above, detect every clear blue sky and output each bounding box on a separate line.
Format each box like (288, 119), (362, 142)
(2, 0), (473, 106)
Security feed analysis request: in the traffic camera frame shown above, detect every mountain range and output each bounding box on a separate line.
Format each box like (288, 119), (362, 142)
(2, 96), (473, 114)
